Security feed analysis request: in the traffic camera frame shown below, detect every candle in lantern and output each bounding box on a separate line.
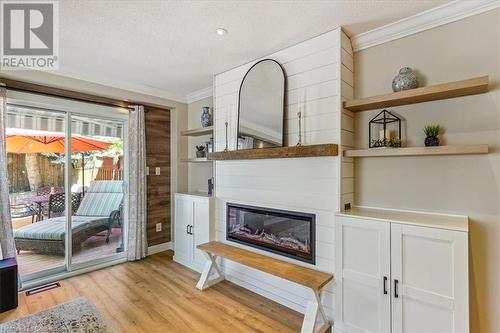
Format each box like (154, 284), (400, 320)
(379, 128), (391, 141)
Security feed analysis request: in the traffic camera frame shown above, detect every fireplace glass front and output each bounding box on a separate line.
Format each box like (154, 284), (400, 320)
(226, 203), (315, 264)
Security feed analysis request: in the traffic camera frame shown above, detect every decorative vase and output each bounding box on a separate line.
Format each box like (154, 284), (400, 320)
(200, 107), (212, 127)
(392, 67), (419, 92)
(196, 150), (206, 158)
(425, 136), (440, 147)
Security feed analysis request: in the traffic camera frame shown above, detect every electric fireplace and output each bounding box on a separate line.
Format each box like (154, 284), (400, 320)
(226, 203), (315, 264)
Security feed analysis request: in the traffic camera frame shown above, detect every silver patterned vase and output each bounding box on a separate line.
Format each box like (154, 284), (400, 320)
(200, 106), (212, 127)
(392, 67), (418, 92)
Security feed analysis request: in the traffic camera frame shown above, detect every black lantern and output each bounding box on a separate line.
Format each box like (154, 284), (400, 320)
(369, 109), (402, 148)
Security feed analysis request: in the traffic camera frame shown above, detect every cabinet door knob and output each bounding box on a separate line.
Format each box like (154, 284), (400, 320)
(394, 279), (399, 298)
(383, 276), (388, 295)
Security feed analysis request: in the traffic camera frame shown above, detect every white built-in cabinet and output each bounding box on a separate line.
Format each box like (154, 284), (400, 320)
(335, 209), (469, 333)
(174, 193), (213, 272)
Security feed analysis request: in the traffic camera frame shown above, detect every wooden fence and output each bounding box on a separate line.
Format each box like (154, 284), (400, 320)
(7, 153), (64, 193)
(8, 154), (122, 193)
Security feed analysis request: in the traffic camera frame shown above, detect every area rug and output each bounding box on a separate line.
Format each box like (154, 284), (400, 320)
(0, 297), (112, 333)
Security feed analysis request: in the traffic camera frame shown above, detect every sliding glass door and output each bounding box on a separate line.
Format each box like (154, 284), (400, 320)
(7, 106), (68, 279)
(6, 91), (129, 284)
(68, 114), (126, 268)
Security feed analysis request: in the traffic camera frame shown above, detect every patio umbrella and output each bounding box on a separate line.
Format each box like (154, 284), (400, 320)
(6, 128), (111, 153)
(6, 128), (113, 194)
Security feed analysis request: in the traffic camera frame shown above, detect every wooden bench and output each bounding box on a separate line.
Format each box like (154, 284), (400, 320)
(196, 241), (333, 333)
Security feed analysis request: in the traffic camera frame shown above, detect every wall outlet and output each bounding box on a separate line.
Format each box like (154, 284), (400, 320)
(156, 223), (162, 232)
(155, 167), (160, 175)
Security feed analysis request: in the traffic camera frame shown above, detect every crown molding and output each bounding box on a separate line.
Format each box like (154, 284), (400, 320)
(186, 86), (213, 104)
(351, 0), (500, 52)
(52, 68), (188, 104)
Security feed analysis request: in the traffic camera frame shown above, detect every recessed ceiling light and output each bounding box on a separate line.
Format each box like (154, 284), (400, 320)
(216, 28), (227, 36)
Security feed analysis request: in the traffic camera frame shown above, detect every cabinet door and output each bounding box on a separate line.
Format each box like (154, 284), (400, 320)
(391, 223), (469, 333)
(193, 199), (210, 267)
(174, 196), (193, 263)
(335, 216), (391, 333)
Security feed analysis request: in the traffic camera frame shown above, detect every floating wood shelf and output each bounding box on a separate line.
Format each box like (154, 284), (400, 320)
(344, 145), (489, 157)
(207, 144), (338, 160)
(181, 126), (213, 136)
(180, 158), (212, 163)
(343, 76), (489, 112)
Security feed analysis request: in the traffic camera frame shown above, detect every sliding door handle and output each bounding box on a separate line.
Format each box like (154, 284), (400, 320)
(394, 279), (399, 298)
(383, 276), (388, 295)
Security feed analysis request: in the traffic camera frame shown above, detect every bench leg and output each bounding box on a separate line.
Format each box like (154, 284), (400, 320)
(301, 289), (330, 333)
(196, 253), (225, 291)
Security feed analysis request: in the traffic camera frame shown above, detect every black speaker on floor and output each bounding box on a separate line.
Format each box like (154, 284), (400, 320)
(0, 258), (18, 313)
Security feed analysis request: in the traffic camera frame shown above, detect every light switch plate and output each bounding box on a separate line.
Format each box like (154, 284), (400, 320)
(146, 167), (149, 175)
(155, 167), (160, 175)
(156, 223), (162, 232)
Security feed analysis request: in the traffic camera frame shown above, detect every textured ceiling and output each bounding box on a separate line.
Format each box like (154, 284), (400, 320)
(56, 0), (450, 102)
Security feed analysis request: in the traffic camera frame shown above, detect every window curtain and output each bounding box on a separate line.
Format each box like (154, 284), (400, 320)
(0, 88), (15, 260)
(127, 105), (148, 260)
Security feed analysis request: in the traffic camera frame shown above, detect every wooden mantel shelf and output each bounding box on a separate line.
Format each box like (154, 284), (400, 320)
(207, 144), (338, 160)
(344, 145), (489, 157)
(343, 76), (489, 112)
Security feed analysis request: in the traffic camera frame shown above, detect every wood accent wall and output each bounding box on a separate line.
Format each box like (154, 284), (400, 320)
(145, 107), (171, 246)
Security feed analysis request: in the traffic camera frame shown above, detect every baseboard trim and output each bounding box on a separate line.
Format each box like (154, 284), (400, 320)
(147, 242), (173, 256)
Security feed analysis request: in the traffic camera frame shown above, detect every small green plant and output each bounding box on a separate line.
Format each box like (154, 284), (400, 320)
(196, 145), (206, 151)
(370, 137), (402, 148)
(423, 124), (441, 137)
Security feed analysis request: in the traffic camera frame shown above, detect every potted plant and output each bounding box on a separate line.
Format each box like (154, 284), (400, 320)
(423, 124), (441, 147)
(195, 145), (206, 158)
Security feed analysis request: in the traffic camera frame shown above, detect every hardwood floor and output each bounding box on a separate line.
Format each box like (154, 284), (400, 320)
(1, 251), (304, 332)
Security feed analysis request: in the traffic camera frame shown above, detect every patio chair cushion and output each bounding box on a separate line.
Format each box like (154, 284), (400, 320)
(87, 181), (123, 193)
(14, 216), (108, 241)
(74, 180), (123, 217)
(76, 192), (123, 217)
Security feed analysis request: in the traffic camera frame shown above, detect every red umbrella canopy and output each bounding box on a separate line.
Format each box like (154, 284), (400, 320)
(5, 128), (112, 154)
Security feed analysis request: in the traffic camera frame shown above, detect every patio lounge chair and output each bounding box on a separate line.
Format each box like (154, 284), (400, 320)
(46, 192), (82, 218)
(14, 181), (123, 256)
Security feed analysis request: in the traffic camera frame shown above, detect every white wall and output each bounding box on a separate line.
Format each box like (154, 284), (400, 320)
(339, 33), (355, 211)
(353, 9), (500, 332)
(213, 28), (353, 318)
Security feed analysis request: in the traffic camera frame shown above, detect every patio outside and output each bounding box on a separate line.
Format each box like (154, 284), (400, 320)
(7, 106), (125, 277)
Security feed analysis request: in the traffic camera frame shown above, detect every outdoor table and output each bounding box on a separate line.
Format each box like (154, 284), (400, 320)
(23, 195), (49, 222)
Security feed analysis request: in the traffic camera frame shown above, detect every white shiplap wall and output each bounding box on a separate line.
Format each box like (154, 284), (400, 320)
(340, 31), (355, 209)
(212, 28), (353, 320)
